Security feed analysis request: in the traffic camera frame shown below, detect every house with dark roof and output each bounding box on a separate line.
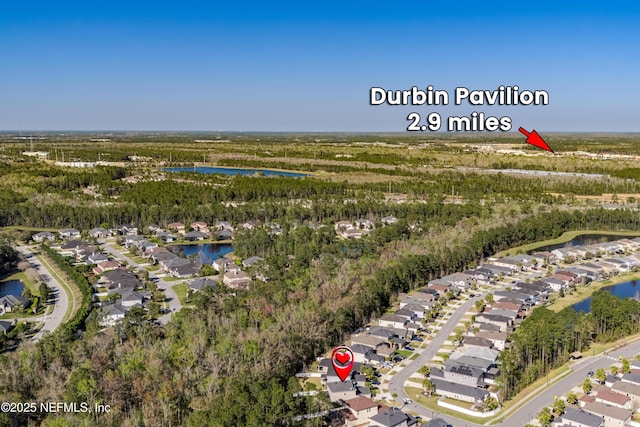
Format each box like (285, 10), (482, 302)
(552, 405), (604, 427)
(426, 418), (454, 427)
(189, 277), (218, 292)
(100, 268), (142, 290)
(0, 319), (15, 335)
(99, 303), (127, 327)
(184, 230), (207, 241)
(169, 262), (201, 278)
(369, 408), (411, 427)
(0, 295), (30, 314)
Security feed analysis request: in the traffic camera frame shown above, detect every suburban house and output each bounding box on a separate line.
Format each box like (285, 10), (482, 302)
(595, 389), (631, 409)
(475, 330), (508, 350)
(378, 314), (407, 329)
(109, 289), (146, 308)
(582, 401), (632, 427)
(369, 409), (415, 427)
(327, 381), (358, 402)
(0, 295), (30, 314)
(89, 227), (111, 238)
(215, 221), (234, 232)
(223, 270), (251, 289)
(59, 228), (81, 239)
(611, 381), (640, 406)
(342, 396), (380, 426)
(32, 231), (55, 242)
(99, 304), (127, 327)
(430, 377), (489, 404)
(189, 277), (218, 292)
(190, 221), (209, 234)
(167, 222), (185, 234)
(113, 224), (138, 236)
(99, 268), (142, 290)
(213, 258), (240, 274)
(184, 230), (207, 241)
(169, 262), (201, 278)
(474, 313), (514, 332)
(87, 253), (109, 264)
(0, 319), (15, 335)
(92, 260), (121, 275)
(552, 406), (604, 427)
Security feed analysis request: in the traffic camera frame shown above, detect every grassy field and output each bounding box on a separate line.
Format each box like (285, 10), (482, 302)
(172, 283), (189, 305)
(494, 229), (640, 257)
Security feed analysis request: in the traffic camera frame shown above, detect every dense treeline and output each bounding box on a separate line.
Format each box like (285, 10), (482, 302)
(0, 240), (18, 276)
(499, 292), (640, 400)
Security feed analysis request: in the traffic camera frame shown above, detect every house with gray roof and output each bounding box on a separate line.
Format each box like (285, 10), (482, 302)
(582, 401), (631, 426)
(426, 418), (454, 427)
(552, 405), (604, 427)
(0, 295), (30, 314)
(59, 228), (81, 239)
(0, 320), (15, 335)
(32, 231), (55, 242)
(431, 378), (488, 404)
(369, 408), (411, 427)
(189, 277), (218, 292)
(99, 303), (127, 327)
(89, 227), (111, 238)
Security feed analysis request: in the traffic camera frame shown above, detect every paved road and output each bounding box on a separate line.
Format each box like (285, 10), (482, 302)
(99, 241), (182, 324)
(387, 291), (640, 426)
(388, 296), (480, 414)
(15, 245), (70, 342)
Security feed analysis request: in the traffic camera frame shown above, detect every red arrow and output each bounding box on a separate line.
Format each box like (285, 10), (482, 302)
(518, 127), (553, 153)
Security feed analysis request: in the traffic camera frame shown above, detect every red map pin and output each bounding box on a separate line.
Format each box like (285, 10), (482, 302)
(331, 346), (355, 382)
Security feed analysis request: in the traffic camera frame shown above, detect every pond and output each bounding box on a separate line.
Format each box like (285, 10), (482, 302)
(170, 243), (234, 265)
(572, 279), (640, 313)
(165, 166), (308, 177)
(532, 233), (637, 253)
(0, 279), (25, 298)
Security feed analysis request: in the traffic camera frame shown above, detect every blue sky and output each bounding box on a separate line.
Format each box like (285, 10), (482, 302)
(1, 1), (639, 132)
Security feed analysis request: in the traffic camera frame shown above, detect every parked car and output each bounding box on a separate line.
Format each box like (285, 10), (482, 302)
(405, 346), (414, 351)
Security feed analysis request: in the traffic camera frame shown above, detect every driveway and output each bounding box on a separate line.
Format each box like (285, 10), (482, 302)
(99, 241), (182, 324)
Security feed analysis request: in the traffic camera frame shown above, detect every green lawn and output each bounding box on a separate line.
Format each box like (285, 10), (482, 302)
(172, 283), (189, 305)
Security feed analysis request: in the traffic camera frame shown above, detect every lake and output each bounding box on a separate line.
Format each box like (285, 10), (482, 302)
(0, 279), (25, 298)
(165, 166), (308, 177)
(170, 243), (234, 265)
(533, 233), (636, 253)
(572, 279), (640, 313)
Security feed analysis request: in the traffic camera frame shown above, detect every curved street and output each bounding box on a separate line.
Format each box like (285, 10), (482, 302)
(99, 241), (182, 324)
(387, 292), (640, 426)
(14, 245), (69, 342)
